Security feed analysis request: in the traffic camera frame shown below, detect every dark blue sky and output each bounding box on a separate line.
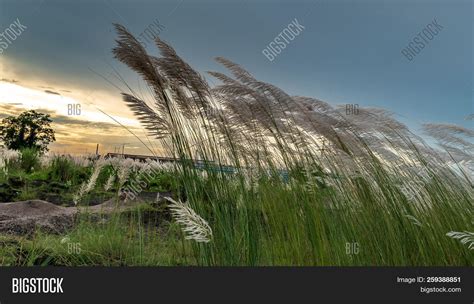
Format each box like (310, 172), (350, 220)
(1, 0), (472, 135)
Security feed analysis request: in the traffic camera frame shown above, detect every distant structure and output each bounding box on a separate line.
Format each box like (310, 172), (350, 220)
(103, 152), (209, 165)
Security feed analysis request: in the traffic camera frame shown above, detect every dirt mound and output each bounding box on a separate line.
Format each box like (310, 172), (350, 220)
(0, 200), (78, 235)
(0, 195), (167, 236)
(0, 200), (76, 218)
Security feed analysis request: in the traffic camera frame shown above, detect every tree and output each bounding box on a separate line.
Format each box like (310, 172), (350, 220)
(0, 110), (56, 153)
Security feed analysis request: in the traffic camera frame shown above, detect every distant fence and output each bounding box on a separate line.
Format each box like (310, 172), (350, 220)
(103, 152), (207, 164)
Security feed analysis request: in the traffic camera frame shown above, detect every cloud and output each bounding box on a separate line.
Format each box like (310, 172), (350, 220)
(50, 114), (130, 132)
(44, 90), (61, 96)
(0, 87), (157, 155)
(39, 86), (70, 95)
(0, 78), (19, 84)
(0, 104), (141, 134)
(0, 104), (23, 116)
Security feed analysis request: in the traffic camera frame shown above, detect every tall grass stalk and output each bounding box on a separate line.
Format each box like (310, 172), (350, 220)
(109, 24), (473, 266)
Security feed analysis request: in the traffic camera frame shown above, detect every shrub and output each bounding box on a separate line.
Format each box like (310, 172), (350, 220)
(49, 156), (75, 181)
(20, 148), (40, 173)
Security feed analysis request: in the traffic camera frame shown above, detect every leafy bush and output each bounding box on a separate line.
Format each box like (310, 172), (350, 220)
(49, 156), (74, 181)
(147, 171), (179, 192)
(96, 165), (116, 189)
(48, 156), (88, 185)
(20, 148), (39, 173)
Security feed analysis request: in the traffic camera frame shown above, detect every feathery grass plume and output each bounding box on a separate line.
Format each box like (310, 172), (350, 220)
(104, 173), (116, 191)
(209, 58), (430, 165)
(0, 148), (21, 162)
(0, 148), (20, 177)
(73, 158), (105, 205)
(112, 24), (174, 140)
(116, 158), (133, 190)
(164, 197), (212, 243)
(109, 24), (474, 265)
(446, 231), (474, 250)
(39, 153), (54, 168)
(0, 159), (7, 177)
(209, 70), (328, 164)
(421, 122), (474, 185)
(84, 160), (104, 193)
(423, 123), (474, 150)
(113, 23), (221, 167)
(71, 155), (91, 167)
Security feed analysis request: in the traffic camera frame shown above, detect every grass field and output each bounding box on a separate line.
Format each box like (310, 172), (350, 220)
(0, 139), (472, 266)
(0, 24), (472, 266)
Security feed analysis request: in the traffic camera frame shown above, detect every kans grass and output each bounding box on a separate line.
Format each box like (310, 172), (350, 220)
(0, 24), (472, 266)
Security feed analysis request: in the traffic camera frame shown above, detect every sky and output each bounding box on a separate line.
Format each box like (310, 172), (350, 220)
(0, 0), (472, 155)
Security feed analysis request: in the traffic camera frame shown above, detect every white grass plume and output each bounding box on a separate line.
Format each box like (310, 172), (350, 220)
(73, 159), (105, 205)
(117, 160), (132, 189)
(0, 148), (20, 175)
(164, 197), (212, 243)
(0, 148), (20, 162)
(446, 231), (474, 250)
(0, 159), (7, 176)
(104, 173), (116, 191)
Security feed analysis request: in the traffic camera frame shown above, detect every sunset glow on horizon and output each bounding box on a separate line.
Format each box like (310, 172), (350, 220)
(0, 78), (159, 156)
(0, 0), (471, 156)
